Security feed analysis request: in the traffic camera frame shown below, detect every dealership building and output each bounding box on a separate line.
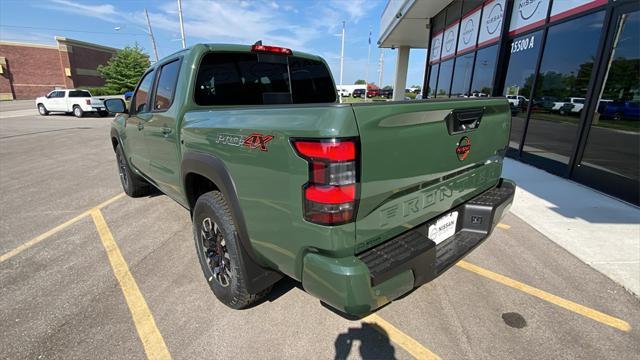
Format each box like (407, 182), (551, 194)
(0, 37), (118, 100)
(380, 0), (639, 205)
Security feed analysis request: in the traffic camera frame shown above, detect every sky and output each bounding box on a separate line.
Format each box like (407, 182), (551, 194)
(0, 0), (428, 88)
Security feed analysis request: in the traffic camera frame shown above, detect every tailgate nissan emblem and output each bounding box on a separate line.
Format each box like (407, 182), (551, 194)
(456, 136), (471, 161)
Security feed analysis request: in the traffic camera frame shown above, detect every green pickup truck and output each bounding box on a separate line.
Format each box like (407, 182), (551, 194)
(105, 43), (515, 316)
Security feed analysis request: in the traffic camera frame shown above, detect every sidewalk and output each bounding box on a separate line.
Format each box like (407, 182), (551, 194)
(502, 158), (640, 296)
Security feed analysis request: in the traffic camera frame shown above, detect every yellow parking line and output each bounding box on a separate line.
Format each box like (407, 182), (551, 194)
(364, 314), (441, 360)
(90, 208), (171, 360)
(496, 223), (511, 230)
(456, 260), (631, 332)
(0, 193), (125, 263)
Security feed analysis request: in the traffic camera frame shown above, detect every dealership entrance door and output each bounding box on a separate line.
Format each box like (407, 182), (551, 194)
(572, 2), (639, 204)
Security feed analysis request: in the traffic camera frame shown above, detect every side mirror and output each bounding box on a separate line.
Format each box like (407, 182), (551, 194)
(104, 98), (127, 114)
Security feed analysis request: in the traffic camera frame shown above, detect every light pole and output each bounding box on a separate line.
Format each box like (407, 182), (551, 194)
(114, 10), (159, 62)
(144, 8), (160, 62)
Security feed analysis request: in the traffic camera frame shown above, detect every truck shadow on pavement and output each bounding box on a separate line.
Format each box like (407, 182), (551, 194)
(334, 323), (395, 360)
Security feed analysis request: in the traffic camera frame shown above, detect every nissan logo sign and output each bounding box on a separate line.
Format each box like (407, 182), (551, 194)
(445, 30), (455, 52)
(486, 3), (503, 35)
(518, 0), (542, 20)
(462, 18), (474, 45)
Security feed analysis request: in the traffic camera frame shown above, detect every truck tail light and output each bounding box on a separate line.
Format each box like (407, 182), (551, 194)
(85, 99), (91, 105)
(292, 138), (359, 226)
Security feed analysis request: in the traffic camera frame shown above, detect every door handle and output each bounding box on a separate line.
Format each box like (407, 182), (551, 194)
(137, 122), (144, 131)
(161, 127), (173, 136)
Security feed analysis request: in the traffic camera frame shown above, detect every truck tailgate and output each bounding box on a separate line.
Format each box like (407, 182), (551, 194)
(352, 98), (511, 253)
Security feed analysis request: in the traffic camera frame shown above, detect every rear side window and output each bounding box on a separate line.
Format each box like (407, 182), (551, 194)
(289, 57), (336, 103)
(132, 70), (155, 114)
(69, 90), (91, 97)
(195, 52), (336, 106)
(154, 59), (181, 111)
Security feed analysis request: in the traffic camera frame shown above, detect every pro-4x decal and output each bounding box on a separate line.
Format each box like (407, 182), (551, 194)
(216, 133), (274, 152)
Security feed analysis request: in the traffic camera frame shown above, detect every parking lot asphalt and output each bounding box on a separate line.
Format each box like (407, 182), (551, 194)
(1, 101), (639, 359)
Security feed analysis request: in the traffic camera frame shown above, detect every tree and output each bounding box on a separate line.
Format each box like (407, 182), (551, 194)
(411, 85), (422, 90)
(383, 85), (393, 90)
(98, 44), (150, 94)
(354, 79), (366, 85)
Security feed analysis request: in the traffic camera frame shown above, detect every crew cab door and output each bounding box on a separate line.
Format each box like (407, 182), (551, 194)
(143, 58), (184, 201)
(47, 91), (65, 111)
(123, 69), (155, 177)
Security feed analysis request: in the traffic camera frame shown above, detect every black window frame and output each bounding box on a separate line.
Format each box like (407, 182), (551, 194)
(151, 57), (183, 113)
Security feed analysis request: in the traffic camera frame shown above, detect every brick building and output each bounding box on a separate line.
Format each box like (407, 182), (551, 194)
(0, 36), (118, 100)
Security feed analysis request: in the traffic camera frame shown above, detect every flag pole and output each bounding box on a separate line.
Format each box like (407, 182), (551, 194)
(378, 49), (384, 91)
(339, 21), (345, 103)
(364, 27), (371, 101)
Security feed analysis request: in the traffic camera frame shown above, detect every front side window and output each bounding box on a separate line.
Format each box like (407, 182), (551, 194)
(132, 70), (155, 114)
(154, 60), (181, 111)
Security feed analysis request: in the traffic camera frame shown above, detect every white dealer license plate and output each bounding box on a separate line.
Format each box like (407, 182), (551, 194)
(427, 211), (459, 245)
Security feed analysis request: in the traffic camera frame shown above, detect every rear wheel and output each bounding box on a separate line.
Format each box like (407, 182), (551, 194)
(38, 104), (49, 116)
(193, 191), (270, 309)
(73, 106), (84, 118)
(115, 144), (150, 197)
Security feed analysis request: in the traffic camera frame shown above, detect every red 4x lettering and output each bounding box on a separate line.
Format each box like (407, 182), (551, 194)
(242, 133), (274, 151)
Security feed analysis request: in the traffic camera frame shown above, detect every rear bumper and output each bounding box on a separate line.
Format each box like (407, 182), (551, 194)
(301, 179), (515, 316)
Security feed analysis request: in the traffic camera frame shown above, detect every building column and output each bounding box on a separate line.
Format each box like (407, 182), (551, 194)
(392, 46), (410, 101)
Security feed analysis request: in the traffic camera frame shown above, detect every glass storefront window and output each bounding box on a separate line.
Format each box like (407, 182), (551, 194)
(450, 53), (474, 97)
(427, 64), (439, 98)
(523, 12), (605, 166)
(502, 30), (544, 149)
(436, 59), (454, 97)
(581, 9), (640, 184)
(470, 44), (498, 96)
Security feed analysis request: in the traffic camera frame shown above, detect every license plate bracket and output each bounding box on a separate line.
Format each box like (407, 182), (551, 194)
(427, 211), (459, 245)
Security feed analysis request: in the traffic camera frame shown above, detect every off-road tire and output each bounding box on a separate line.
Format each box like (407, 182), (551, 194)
(38, 104), (49, 116)
(193, 191), (270, 309)
(115, 144), (150, 197)
(73, 105), (84, 118)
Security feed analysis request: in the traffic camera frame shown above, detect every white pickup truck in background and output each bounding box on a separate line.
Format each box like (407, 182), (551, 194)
(36, 89), (109, 118)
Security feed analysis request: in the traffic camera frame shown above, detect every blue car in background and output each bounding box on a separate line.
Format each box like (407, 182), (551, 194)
(123, 91), (134, 101)
(598, 100), (640, 121)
